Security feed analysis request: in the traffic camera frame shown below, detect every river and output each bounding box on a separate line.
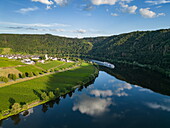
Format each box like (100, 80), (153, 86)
(0, 64), (170, 128)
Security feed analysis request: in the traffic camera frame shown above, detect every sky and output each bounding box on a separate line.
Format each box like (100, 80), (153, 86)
(0, 0), (170, 38)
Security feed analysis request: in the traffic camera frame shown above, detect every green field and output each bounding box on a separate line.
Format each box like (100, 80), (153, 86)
(54, 62), (76, 70)
(36, 61), (66, 70)
(16, 65), (44, 73)
(0, 63), (96, 111)
(0, 58), (25, 68)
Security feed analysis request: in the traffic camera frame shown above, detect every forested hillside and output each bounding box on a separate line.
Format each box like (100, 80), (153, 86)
(0, 29), (170, 76)
(0, 34), (92, 55)
(85, 29), (170, 76)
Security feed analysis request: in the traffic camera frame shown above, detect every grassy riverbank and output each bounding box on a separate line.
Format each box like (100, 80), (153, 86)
(0, 62), (99, 120)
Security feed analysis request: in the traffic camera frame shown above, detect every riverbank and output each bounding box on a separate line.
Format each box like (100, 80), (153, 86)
(84, 56), (170, 78)
(0, 62), (99, 120)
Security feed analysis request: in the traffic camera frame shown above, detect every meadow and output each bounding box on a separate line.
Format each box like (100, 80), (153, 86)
(36, 61), (65, 70)
(0, 63), (96, 111)
(16, 65), (44, 73)
(0, 58), (25, 68)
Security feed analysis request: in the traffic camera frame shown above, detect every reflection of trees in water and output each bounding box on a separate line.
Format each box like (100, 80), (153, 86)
(40, 81), (94, 114)
(42, 104), (48, 113)
(10, 114), (21, 125)
(0, 77), (95, 126)
(0, 120), (3, 127)
(0, 114), (21, 126)
(100, 64), (170, 96)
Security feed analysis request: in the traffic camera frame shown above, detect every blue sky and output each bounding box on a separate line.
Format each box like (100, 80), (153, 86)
(0, 0), (170, 37)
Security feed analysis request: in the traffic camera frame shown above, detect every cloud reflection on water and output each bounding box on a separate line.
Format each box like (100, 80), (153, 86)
(72, 94), (113, 116)
(90, 90), (113, 97)
(112, 83), (132, 97)
(146, 102), (170, 112)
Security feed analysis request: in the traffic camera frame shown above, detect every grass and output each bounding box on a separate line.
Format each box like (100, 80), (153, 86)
(36, 61), (65, 70)
(0, 58), (25, 68)
(54, 62), (76, 70)
(0, 68), (21, 77)
(16, 65), (44, 73)
(0, 63), (96, 111)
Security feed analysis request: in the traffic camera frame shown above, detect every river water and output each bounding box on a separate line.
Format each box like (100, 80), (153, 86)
(1, 64), (170, 128)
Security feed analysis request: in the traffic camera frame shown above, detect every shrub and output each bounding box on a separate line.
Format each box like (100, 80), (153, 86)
(50, 69), (54, 72)
(25, 72), (29, 77)
(33, 71), (39, 76)
(28, 72), (34, 77)
(0, 76), (8, 83)
(18, 73), (22, 78)
(8, 74), (17, 81)
(11, 103), (21, 113)
(1, 110), (10, 115)
(22, 73), (26, 78)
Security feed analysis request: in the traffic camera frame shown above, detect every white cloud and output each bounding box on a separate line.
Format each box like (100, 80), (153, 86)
(111, 13), (118, 16)
(121, 0), (133, 3)
(120, 3), (137, 14)
(139, 8), (156, 18)
(157, 12), (166, 16)
(54, 0), (68, 6)
(145, 0), (170, 5)
(73, 94), (112, 116)
(139, 8), (165, 18)
(32, 0), (53, 5)
(74, 29), (87, 34)
(16, 7), (39, 14)
(146, 102), (170, 112)
(90, 90), (113, 97)
(91, 0), (118, 5)
(0, 22), (70, 27)
(46, 5), (52, 10)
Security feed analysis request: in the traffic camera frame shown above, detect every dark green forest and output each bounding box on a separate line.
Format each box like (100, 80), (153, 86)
(0, 34), (92, 55)
(0, 28), (170, 76)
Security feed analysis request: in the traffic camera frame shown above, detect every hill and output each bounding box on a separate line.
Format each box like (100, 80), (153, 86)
(85, 29), (170, 76)
(0, 34), (92, 55)
(0, 28), (170, 76)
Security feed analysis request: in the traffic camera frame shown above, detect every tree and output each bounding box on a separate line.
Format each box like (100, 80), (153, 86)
(49, 91), (55, 99)
(8, 74), (13, 79)
(12, 74), (17, 81)
(11, 103), (21, 113)
(28, 72), (34, 77)
(55, 88), (60, 97)
(41, 92), (49, 101)
(22, 104), (28, 110)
